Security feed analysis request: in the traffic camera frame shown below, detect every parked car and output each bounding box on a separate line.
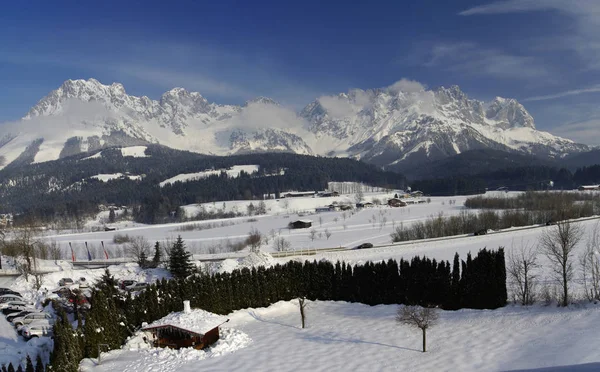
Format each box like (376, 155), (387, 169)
(77, 277), (89, 288)
(474, 229), (488, 236)
(21, 324), (53, 340)
(6, 309), (40, 323)
(52, 287), (73, 298)
(58, 278), (74, 287)
(119, 280), (137, 290)
(355, 242), (374, 249)
(0, 288), (21, 297)
(11, 312), (54, 327)
(1, 301), (32, 314)
(126, 282), (148, 292)
(0, 294), (24, 304)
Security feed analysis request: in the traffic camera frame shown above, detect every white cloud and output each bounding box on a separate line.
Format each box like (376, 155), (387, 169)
(524, 85), (600, 101)
(425, 42), (550, 79)
(550, 119), (600, 146)
(317, 96), (358, 119)
(387, 79), (426, 94)
(230, 102), (308, 131)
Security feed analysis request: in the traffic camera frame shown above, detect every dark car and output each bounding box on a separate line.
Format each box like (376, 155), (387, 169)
(474, 229), (487, 236)
(0, 288), (21, 297)
(58, 278), (74, 287)
(355, 243), (374, 249)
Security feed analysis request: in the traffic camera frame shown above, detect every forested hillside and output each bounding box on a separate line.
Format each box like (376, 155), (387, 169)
(0, 146), (406, 224)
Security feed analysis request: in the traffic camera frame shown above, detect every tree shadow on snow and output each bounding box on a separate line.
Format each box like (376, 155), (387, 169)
(301, 332), (421, 353)
(505, 363), (600, 372)
(248, 311), (300, 330)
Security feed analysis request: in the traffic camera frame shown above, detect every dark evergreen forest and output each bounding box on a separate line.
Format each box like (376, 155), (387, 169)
(0, 146), (406, 224)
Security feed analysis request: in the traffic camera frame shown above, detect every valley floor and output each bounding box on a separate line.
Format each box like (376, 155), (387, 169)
(80, 300), (600, 372)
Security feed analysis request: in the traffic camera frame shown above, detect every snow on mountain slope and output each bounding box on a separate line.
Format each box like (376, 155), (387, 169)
(301, 85), (588, 164)
(0, 78), (588, 170)
(159, 165), (260, 187)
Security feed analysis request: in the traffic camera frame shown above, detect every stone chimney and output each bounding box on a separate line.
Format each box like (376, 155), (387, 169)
(183, 300), (191, 314)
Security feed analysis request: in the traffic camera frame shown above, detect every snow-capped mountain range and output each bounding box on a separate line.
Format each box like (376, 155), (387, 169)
(0, 78), (589, 169)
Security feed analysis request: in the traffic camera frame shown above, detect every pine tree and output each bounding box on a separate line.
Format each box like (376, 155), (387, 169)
(34, 355), (44, 372)
(16, 364), (23, 372)
(25, 356), (33, 372)
(108, 208), (116, 223)
(151, 241), (162, 268)
(138, 250), (148, 269)
(450, 253), (461, 309)
(168, 236), (194, 279)
(99, 268), (118, 290)
(7, 363), (14, 372)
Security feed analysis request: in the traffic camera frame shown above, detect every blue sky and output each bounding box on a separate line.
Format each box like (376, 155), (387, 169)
(1, 0), (600, 144)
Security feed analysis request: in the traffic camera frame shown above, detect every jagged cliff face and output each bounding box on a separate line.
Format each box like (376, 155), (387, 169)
(0, 78), (588, 169)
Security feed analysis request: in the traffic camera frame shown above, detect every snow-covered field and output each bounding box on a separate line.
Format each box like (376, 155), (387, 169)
(79, 300), (600, 372)
(4, 190), (600, 371)
(42, 191), (474, 259)
(159, 165), (259, 187)
(90, 173), (143, 182)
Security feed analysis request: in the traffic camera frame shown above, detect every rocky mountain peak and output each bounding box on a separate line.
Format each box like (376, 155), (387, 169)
(244, 97), (279, 106)
(486, 97), (535, 129)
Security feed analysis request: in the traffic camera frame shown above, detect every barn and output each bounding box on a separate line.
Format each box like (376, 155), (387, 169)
(387, 198), (407, 207)
(142, 302), (229, 350)
(289, 220), (312, 229)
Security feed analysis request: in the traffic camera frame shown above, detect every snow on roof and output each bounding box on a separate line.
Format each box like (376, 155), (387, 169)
(142, 308), (228, 336)
(296, 219), (312, 223)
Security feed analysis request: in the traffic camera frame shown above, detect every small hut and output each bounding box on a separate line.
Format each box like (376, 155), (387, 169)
(289, 220), (312, 229)
(387, 198), (407, 207)
(142, 302), (229, 350)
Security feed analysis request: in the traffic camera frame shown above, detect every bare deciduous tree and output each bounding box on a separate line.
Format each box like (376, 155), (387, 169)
(309, 229), (317, 242)
(507, 240), (539, 305)
(273, 236), (291, 252)
(298, 297), (308, 329)
(396, 305), (439, 352)
(49, 240), (62, 263)
(246, 228), (263, 253)
(125, 236), (151, 266)
(324, 229), (332, 240)
(540, 221), (584, 306)
(580, 222), (600, 301)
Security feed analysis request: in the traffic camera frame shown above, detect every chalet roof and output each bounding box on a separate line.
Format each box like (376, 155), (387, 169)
(296, 219), (312, 224)
(142, 308), (227, 336)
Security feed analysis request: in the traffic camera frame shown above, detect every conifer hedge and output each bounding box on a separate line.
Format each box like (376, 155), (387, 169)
(50, 248), (506, 371)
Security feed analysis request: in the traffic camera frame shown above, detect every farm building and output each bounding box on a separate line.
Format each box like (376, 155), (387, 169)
(289, 220), (312, 229)
(578, 185), (600, 191)
(283, 191), (316, 198)
(317, 191), (339, 197)
(388, 198), (407, 207)
(142, 302), (229, 350)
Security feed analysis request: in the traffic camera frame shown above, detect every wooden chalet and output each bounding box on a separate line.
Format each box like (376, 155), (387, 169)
(289, 220), (312, 229)
(387, 198), (407, 207)
(142, 304), (229, 350)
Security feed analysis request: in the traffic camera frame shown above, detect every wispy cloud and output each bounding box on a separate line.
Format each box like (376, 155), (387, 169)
(551, 119), (600, 146)
(423, 42), (550, 79)
(460, 0), (600, 69)
(524, 85), (600, 101)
